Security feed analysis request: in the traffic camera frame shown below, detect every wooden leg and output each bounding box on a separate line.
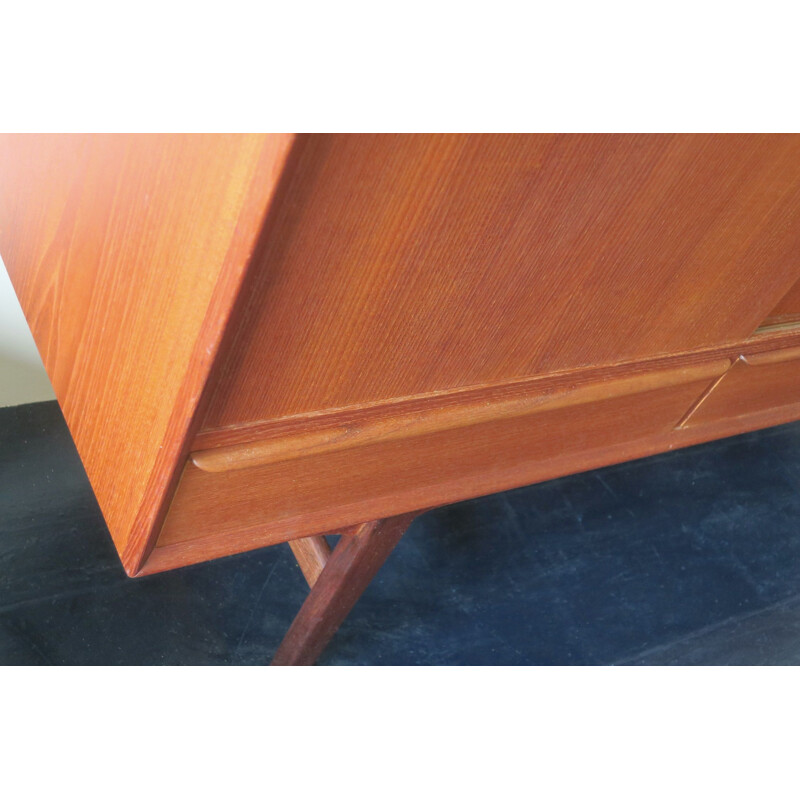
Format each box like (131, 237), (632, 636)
(273, 513), (417, 666)
(289, 535), (332, 587)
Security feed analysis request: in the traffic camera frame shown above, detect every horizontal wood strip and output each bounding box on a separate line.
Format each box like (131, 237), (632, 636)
(191, 360), (731, 473)
(753, 317), (800, 335)
(139, 396), (800, 576)
(683, 348), (800, 428)
(743, 345), (800, 366)
(193, 327), (800, 454)
(157, 377), (713, 559)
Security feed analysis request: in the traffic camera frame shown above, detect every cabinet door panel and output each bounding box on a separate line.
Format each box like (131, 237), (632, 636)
(203, 134), (800, 430)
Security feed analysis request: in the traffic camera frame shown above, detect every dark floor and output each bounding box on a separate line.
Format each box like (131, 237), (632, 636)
(2, 401), (800, 665)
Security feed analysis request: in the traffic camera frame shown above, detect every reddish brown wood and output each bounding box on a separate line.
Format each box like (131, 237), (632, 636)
(0, 134), (295, 574)
(684, 347), (800, 427)
(139, 393), (800, 578)
(202, 134), (800, 430)
(152, 366), (720, 569)
(143, 332), (800, 577)
(762, 275), (800, 326)
(192, 361), (730, 472)
(289, 536), (332, 587)
(272, 514), (417, 666)
(3, 134), (800, 586)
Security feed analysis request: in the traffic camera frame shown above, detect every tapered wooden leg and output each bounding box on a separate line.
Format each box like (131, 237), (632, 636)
(273, 512), (417, 666)
(289, 535), (332, 587)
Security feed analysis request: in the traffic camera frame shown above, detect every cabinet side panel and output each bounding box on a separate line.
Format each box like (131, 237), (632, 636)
(202, 133), (800, 430)
(0, 134), (294, 564)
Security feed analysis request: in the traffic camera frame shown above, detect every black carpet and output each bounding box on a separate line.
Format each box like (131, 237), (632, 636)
(2, 400), (800, 665)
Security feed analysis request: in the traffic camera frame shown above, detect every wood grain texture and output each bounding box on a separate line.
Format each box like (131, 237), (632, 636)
(684, 348), (800, 427)
(147, 330), (800, 575)
(156, 366), (721, 560)
(759, 276), (800, 331)
(192, 360), (730, 472)
(201, 133), (800, 432)
(141, 392), (800, 577)
(765, 275), (800, 320)
(0, 134), (295, 573)
(289, 536), (332, 587)
(272, 514), (417, 666)
(6, 134), (800, 585)
(192, 327), (800, 453)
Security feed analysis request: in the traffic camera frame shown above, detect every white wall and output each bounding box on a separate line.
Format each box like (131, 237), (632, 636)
(0, 255), (56, 407)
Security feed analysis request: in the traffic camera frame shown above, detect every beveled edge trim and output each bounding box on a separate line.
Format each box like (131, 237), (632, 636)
(192, 327), (800, 455)
(743, 345), (800, 366)
(191, 359), (731, 474)
(118, 134), (298, 576)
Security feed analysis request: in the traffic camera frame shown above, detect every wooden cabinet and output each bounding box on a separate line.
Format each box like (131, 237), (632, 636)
(2, 134), (800, 663)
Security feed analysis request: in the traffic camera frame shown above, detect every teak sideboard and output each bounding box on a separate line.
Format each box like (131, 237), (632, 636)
(2, 134), (800, 665)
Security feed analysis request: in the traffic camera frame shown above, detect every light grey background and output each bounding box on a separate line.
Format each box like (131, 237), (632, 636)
(0, 255), (56, 407)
